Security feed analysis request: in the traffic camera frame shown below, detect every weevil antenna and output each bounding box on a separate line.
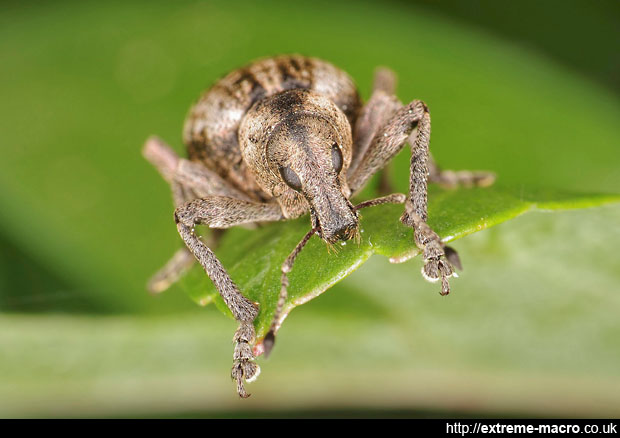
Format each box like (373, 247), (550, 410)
(264, 227), (318, 358)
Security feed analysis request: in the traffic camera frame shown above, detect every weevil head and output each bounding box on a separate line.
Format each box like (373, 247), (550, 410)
(240, 89), (358, 243)
(270, 110), (359, 243)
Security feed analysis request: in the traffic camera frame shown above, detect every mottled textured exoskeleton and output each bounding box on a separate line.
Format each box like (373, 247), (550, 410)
(143, 55), (494, 398)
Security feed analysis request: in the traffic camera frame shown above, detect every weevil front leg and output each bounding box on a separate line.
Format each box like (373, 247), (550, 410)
(174, 196), (284, 397)
(143, 137), (253, 293)
(399, 105), (458, 294)
(349, 100), (459, 295)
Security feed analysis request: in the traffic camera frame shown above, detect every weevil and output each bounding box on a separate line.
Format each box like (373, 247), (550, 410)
(143, 55), (494, 398)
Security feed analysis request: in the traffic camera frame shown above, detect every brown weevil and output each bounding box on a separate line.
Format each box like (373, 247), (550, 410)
(143, 55), (494, 398)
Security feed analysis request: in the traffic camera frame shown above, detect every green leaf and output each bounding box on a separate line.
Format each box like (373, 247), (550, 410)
(180, 185), (620, 345)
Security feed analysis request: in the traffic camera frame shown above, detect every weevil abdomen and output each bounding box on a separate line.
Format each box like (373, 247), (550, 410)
(183, 55), (361, 199)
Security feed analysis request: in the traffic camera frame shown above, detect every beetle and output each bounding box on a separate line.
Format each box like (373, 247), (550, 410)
(143, 55), (494, 397)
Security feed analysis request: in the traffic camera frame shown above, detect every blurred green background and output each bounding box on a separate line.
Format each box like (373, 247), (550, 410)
(1, 0), (619, 418)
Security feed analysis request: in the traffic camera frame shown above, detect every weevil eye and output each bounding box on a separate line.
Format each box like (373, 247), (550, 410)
(279, 165), (302, 191)
(332, 143), (343, 174)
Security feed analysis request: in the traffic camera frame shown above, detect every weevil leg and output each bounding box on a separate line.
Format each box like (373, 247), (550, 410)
(174, 196), (283, 398)
(349, 70), (401, 177)
(372, 66), (397, 95)
(263, 227), (318, 358)
(350, 67), (401, 195)
(349, 100), (425, 194)
(348, 100), (459, 295)
(147, 229), (226, 294)
(427, 156), (496, 189)
(143, 137), (256, 292)
(399, 103), (459, 295)
(349, 67), (495, 193)
(355, 193), (406, 210)
(143, 136), (253, 201)
(147, 247), (195, 294)
(143, 136), (179, 183)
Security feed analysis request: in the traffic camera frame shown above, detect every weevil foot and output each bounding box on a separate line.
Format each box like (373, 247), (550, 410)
(401, 204), (459, 296)
(420, 241), (457, 296)
(231, 321), (260, 398)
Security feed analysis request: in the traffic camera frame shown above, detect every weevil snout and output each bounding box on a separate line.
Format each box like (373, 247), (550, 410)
(308, 187), (359, 244)
(282, 162), (359, 244)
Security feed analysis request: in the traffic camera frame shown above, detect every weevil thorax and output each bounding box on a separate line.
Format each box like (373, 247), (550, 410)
(239, 89), (358, 243)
